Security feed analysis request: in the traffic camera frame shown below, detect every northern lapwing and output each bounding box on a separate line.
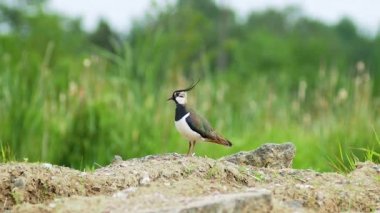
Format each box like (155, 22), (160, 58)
(168, 80), (232, 156)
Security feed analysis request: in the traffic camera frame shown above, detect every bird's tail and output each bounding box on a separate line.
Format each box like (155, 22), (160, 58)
(207, 133), (232, 147)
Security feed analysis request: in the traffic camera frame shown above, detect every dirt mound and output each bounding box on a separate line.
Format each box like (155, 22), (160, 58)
(2, 154), (249, 210)
(1, 144), (379, 212)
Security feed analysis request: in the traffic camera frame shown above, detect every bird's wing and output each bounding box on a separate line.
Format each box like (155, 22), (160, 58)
(186, 108), (214, 138)
(186, 107), (232, 146)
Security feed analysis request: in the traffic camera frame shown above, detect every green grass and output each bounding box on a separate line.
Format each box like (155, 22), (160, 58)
(1, 0), (379, 172)
(329, 128), (380, 173)
(0, 42), (379, 171)
(1, 140), (15, 163)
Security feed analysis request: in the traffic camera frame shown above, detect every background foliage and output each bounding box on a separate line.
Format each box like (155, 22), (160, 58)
(0, 0), (379, 170)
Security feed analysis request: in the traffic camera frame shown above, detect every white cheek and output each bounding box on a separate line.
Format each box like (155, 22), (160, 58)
(176, 97), (186, 104)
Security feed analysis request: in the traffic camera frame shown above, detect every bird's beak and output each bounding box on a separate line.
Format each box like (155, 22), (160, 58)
(167, 97), (173, 101)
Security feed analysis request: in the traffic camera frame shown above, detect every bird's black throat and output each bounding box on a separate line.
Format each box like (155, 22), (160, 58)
(175, 104), (188, 121)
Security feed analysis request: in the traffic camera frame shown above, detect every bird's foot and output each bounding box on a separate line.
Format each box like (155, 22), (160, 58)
(186, 153), (196, 157)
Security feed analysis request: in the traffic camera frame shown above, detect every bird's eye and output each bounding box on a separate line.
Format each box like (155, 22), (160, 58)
(175, 92), (179, 97)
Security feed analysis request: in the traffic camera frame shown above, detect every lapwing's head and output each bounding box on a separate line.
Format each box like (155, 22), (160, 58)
(168, 79), (200, 105)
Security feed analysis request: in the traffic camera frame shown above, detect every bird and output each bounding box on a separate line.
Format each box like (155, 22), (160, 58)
(168, 80), (232, 156)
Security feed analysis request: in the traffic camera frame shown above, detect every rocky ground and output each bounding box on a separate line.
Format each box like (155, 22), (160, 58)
(0, 143), (379, 212)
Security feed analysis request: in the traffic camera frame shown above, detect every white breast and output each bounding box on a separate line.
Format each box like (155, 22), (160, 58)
(175, 113), (202, 141)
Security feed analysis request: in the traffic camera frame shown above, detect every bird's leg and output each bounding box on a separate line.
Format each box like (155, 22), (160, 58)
(190, 141), (196, 156)
(186, 141), (192, 156)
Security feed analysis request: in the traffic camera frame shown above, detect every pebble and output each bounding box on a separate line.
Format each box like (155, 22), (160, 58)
(113, 155), (123, 162)
(13, 177), (26, 189)
(48, 202), (57, 208)
(113, 187), (137, 198)
(295, 184), (313, 189)
(41, 163), (53, 169)
(139, 172), (150, 185)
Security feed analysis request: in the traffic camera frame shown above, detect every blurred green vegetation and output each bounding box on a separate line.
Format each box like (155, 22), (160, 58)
(0, 0), (379, 171)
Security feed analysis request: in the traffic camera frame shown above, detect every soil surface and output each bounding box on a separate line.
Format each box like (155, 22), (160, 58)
(1, 151), (379, 212)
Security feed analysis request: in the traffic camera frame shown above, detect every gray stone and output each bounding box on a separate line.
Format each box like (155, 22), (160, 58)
(157, 189), (272, 213)
(284, 200), (304, 208)
(221, 142), (296, 168)
(139, 172), (151, 185)
(41, 163), (53, 169)
(12, 177), (26, 189)
(112, 155), (123, 163)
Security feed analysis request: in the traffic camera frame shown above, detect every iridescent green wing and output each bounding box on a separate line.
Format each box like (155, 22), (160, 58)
(185, 107), (215, 139)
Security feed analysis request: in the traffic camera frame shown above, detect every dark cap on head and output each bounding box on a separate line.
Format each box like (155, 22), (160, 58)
(167, 79), (200, 101)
